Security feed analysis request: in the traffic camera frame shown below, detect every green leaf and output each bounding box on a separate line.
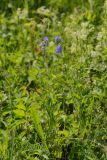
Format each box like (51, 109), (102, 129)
(30, 106), (49, 154)
(13, 109), (25, 117)
(16, 103), (26, 111)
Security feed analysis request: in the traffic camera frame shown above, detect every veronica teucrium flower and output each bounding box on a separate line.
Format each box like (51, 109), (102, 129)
(43, 36), (49, 46)
(41, 36), (49, 53)
(54, 36), (61, 44)
(55, 44), (62, 54)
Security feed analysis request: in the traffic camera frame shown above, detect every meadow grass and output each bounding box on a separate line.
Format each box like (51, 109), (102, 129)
(0, 1), (107, 159)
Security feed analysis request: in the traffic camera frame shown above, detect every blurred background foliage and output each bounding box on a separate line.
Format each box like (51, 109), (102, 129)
(0, 0), (105, 15)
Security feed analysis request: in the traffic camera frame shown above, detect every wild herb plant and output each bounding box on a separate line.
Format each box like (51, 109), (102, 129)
(0, 1), (107, 160)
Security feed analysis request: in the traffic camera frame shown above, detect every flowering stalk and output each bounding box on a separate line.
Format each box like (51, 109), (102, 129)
(54, 36), (61, 44)
(41, 36), (49, 54)
(55, 44), (62, 54)
(54, 36), (62, 54)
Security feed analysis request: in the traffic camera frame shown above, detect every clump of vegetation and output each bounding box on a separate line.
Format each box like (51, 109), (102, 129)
(0, 0), (107, 159)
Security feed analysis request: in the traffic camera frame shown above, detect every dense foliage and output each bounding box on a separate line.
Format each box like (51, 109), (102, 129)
(0, 0), (107, 159)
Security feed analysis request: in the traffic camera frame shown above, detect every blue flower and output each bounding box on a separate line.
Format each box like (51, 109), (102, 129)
(43, 36), (49, 46)
(54, 36), (61, 44)
(55, 45), (62, 54)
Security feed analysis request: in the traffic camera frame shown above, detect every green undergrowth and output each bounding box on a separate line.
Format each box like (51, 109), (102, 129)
(0, 1), (107, 159)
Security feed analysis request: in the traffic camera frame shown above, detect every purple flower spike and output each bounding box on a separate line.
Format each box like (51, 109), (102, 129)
(43, 36), (49, 46)
(55, 45), (62, 54)
(54, 36), (61, 44)
(44, 36), (48, 41)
